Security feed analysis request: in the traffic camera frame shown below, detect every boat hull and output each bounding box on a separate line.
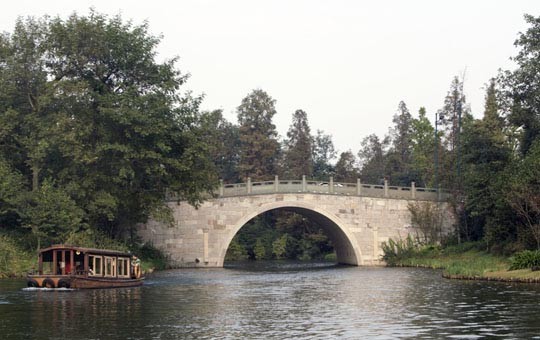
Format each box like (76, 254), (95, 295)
(27, 275), (143, 289)
(71, 276), (143, 289)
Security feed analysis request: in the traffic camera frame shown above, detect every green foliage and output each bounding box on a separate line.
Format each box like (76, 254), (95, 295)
(0, 11), (217, 249)
(502, 14), (540, 156)
(505, 140), (540, 249)
(237, 89), (280, 180)
(0, 158), (26, 223)
(283, 109), (314, 178)
(460, 79), (511, 242)
(380, 235), (417, 266)
(225, 212), (334, 262)
(509, 250), (540, 270)
(253, 238), (267, 260)
(136, 243), (170, 271)
(312, 130), (336, 180)
(334, 151), (359, 182)
(225, 237), (248, 261)
(0, 234), (35, 278)
(272, 234), (289, 259)
(63, 228), (129, 252)
(358, 134), (385, 184)
(200, 110), (241, 183)
(383, 240), (509, 277)
(385, 101), (415, 186)
(410, 107), (435, 187)
(407, 202), (443, 244)
(22, 179), (85, 250)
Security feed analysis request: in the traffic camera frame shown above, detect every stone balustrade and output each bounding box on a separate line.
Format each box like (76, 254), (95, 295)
(213, 175), (448, 202)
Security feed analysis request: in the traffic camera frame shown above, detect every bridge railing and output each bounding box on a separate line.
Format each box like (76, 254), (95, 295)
(218, 176), (449, 202)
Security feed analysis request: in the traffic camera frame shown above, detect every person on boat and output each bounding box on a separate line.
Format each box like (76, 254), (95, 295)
(131, 256), (141, 279)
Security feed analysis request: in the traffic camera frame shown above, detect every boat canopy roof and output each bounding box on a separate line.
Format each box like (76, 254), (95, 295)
(39, 244), (133, 257)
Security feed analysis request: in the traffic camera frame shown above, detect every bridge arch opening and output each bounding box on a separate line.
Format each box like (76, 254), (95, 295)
(219, 203), (362, 266)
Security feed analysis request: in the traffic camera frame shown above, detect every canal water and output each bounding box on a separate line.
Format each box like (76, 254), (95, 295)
(1, 261), (540, 339)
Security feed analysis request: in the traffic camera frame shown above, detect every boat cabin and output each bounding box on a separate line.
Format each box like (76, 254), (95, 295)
(28, 245), (142, 289)
(37, 245), (132, 278)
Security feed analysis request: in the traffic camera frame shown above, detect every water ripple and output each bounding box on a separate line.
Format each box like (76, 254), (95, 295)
(1, 262), (540, 339)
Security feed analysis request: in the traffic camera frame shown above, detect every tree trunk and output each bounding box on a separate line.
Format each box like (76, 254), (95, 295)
(32, 163), (40, 192)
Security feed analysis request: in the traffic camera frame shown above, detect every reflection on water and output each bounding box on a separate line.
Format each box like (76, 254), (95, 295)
(1, 261), (540, 339)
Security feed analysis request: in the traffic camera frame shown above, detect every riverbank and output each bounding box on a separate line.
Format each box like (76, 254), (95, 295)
(387, 242), (540, 283)
(0, 234), (167, 279)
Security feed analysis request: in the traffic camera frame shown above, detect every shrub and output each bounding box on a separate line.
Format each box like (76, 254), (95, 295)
(509, 250), (540, 270)
(381, 235), (417, 265)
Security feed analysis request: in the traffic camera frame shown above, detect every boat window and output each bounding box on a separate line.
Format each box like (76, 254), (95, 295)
(117, 258), (130, 278)
(42, 261), (54, 275)
(89, 255), (103, 276)
(104, 256), (117, 277)
(41, 250), (54, 275)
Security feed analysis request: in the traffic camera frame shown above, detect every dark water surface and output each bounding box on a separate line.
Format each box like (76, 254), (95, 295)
(1, 261), (540, 339)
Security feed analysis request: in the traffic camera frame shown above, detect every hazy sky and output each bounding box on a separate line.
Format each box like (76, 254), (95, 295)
(2, 1), (539, 153)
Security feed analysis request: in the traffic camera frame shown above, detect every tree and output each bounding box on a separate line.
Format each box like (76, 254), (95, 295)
(312, 130), (336, 180)
(253, 238), (267, 260)
(334, 151), (359, 182)
(199, 110), (240, 183)
(410, 107), (435, 187)
(407, 202), (443, 244)
(236, 89), (280, 181)
(0, 158), (26, 226)
(501, 14), (540, 156)
(461, 79), (511, 241)
(0, 12), (217, 243)
(437, 76), (472, 191)
(272, 233), (289, 259)
(358, 134), (385, 184)
(283, 109), (314, 178)
(385, 101), (414, 185)
(506, 141), (540, 249)
(22, 180), (84, 250)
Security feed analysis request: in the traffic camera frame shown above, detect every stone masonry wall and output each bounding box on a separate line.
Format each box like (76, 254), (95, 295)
(138, 193), (455, 267)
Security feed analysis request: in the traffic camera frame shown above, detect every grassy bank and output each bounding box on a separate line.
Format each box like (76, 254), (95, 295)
(385, 241), (540, 282)
(0, 233), (169, 279)
(0, 235), (36, 278)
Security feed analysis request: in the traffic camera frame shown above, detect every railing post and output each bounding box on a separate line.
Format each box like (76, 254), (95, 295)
(329, 176), (334, 194)
(356, 178), (361, 196)
(274, 175), (279, 192)
(437, 186), (441, 201)
(411, 181), (416, 199)
(302, 175), (306, 192)
(219, 179), (224, 197)
(247, 177), (252, 194)
(384, 179), (389, 197)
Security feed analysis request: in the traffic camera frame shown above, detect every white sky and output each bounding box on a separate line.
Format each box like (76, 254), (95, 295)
(1, 1), (539, 153)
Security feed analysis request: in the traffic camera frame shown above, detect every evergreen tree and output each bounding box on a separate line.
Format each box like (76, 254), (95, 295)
(437, 76), (472, 191)
(334, 151), (359, 182)
(386, 101), (414, 185)
(283, 109), (314, 178)
(502, 14), (540, 156)
(358, 134), (385, 184)
(461, 79), (511, 241)
(200, 110), (240, 183)
(410, 107), (436, 187)
(312, 130), (336, 180)
(237, 89), (280, 181)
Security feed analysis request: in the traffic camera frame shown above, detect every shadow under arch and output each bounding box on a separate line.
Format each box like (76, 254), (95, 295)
(218, 201), (363, 266)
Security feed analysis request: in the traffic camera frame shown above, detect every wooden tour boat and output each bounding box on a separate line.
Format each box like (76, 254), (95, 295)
(27, 245), (143, 289)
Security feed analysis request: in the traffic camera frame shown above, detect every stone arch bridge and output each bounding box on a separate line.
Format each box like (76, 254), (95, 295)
(138, 177), (454, 267)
